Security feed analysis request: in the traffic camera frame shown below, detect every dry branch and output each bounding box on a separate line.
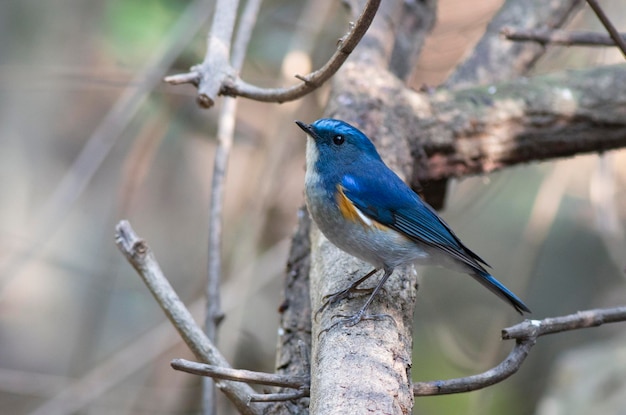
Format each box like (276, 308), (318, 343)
(445, 0), (584, 89)
(165, 307), (626, 400)
(586, 0), (626, 58)
(114, 221), (265, 415)
(165, 0), (381, 107)
(502, 27), (626, 46)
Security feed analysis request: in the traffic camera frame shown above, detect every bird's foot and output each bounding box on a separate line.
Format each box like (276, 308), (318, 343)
(317, 311), (396, 338)
(315, 286), (376, 321)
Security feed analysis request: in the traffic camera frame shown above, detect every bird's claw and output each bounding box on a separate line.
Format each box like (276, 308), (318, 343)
(317, 311), (396, 339)
(315, 286), (375, 320)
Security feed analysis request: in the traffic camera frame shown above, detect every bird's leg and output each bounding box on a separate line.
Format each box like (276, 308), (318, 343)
(315, 268), (379, 320)
(319, 267), (396, 336)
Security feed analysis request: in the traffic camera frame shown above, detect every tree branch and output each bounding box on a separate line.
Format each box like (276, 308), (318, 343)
(445, 0), (585, 89)
(114, 221), (265, 415)
(165, 0), (381, 106)
(202, 0), (262, 412)
(586, 0), (626, 58)
(502, 307), (626, 340)
(502, 27), (626, 47)
(415, 64), (626, 182)
(426, 0), (584, 208)
(413, 306), (626, 396)
(165, 306), (626, 401)
(171, 358), (308, 389)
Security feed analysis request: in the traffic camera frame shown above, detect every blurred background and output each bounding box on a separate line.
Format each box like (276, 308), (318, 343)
(1, 0), (625, 414)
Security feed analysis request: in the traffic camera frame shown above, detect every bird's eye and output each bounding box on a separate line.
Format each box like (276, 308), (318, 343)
(333, 135), (345, 145)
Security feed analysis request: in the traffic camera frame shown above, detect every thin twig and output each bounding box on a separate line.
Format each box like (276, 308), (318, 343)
(586, 0), (626, 59)
(172, 359), (308, 389)
(445, 0), (584, 89)
(248, 390), (309, 403)
(202, 0), (263, 413)
(413, 339), (535, 396)
(165, 0), (381, 105)
(502, 307), (626, 340)
(502, 27), (626, 46)
(114, 221), (264, 415)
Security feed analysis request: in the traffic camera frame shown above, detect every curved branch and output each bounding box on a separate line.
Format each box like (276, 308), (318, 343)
(220, 0), (380, 102)
(166, 0), (381, 105)
(413, 339), (535, 396)
(413, 306), (626, 396)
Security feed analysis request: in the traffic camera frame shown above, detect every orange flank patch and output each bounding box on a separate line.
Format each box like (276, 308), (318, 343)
(335, 185), (387, 231)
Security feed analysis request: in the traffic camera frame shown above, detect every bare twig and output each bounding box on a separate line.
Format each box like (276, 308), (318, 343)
(202, 0), (263, 413)
(412, 339), (535, 396)
(502, 27), (626, 46)
(249, 390), (309, 403)
(114, 221), (264, 415)
(413, 306), (626, 396)
(22, 235), (288, 415)
(586, 0), (626, 59)
(165, 0), (381, 105)
(502, 307), (626, 340)
(445, 0), (584, 89)
(171, 359), (308, 389)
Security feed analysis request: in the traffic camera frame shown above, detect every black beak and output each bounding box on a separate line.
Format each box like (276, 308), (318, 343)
(295, 120), (315, 138)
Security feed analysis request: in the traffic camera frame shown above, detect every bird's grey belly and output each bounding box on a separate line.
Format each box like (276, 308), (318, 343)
(305, 186), (431, 270)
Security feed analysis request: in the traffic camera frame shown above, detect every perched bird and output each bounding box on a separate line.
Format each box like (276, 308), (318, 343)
(295, 118), (530, 327)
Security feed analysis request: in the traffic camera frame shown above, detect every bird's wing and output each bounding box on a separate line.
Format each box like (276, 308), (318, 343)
(340, 172), (490, 270)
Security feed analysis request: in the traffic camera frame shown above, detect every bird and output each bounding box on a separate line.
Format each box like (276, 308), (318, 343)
(295, 118), (530, 328)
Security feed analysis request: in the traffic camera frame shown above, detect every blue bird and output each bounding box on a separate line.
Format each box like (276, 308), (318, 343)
(295, 118), (530, 327)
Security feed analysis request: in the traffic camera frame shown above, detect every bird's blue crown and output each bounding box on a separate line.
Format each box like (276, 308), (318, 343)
(307, 118), (382, 162)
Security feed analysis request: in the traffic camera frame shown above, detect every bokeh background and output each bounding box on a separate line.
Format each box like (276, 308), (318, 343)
(1, 0), (626, 414)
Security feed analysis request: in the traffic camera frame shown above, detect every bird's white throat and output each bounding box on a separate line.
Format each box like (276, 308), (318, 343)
(305, 136), (321, 186)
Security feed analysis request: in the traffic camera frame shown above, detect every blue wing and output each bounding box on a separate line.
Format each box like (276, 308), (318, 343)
(340, 171), (489, 272)
(340, 168), (531, 314)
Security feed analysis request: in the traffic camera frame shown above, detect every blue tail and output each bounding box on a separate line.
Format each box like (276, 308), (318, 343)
(472, 272), (530, 314)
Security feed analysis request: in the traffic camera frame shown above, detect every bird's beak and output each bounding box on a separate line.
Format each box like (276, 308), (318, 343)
(295, 120), (316, 139)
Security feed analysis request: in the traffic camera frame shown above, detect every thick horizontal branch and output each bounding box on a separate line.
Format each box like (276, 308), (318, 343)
(325, 62), (626, 189)
(165, 0), (380, 106)
(414, 64), (626, 182)
(502, 27), (626, 46)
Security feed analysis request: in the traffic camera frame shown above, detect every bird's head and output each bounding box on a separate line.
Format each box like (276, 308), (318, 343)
(295, 119), (382, 171)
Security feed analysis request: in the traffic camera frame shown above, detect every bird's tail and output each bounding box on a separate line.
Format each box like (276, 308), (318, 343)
(472, 272), (531, 315)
